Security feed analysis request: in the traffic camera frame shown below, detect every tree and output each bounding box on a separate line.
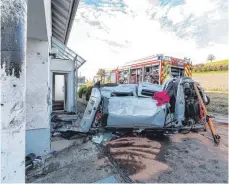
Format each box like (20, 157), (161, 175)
(207, 54), (216, 62)
(106, 75), (111, 83)
(96, 68), (105, 83)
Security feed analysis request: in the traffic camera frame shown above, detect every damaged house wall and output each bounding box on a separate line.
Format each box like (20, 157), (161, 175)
(26, 39), (51, 156)
(1, 0), (27, 182)
(50, 58), (75, 112)
(26, 0), (52, 157)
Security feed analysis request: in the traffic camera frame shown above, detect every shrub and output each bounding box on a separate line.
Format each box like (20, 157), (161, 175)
(86, 86), (93, 101)
(82, 87), (88, 94)
(222, 65), (228, 70)
(202, 65), (208, 71)
(219, 65), (224, 71)
(207, 65), (212, 71)
(78, 86), (87, 98)
(193, 60), (228, 72)
(211, 65), (217, 71)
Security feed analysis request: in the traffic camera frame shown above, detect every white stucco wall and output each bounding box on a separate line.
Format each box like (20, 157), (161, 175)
(51, 59), (76, 112)
(25, 39), (51, 157)
(26, 0), (52, 158)
(1, 73), (26, 183)
(1, 0), (27, 182)
(26, 39), (51, 130)
(51, 59), (74, 71)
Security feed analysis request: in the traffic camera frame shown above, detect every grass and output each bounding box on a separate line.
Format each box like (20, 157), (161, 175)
(193, 71), (228, 74)
(193, 60), (228, 73)
(204, 59), (228, 66)
(206, 88), (228, 93)
(206, 92), (228, 115)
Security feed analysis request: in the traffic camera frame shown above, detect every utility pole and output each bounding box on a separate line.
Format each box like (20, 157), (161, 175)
(1, 0), (27, 182)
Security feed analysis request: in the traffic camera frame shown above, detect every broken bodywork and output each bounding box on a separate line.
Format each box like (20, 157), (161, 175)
(53, 77), (220, 144)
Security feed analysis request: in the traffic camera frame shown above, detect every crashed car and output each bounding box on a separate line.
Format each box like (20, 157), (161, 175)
(73, 77), (219, 144)
(54, 77), (219, 144)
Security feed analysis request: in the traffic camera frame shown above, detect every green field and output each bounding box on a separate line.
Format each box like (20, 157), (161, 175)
(204, 59), (228, 66)
(193, 71), (228, 74)
(206, 93), (228, 115)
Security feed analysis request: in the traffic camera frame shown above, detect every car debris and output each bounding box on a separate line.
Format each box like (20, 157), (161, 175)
(26, 153), (43, 172)
(51, 111), (84, 136)
(53, 77), (220, 145)
(92, 132), (119, 145)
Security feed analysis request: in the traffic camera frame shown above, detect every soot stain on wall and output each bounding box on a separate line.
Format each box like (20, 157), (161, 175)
(1, 0), (27, 78)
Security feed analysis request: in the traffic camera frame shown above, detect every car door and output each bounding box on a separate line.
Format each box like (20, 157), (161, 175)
(78, 88), (102, 132)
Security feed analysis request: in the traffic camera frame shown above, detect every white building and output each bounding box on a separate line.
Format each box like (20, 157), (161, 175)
(1, 0), (85, 182)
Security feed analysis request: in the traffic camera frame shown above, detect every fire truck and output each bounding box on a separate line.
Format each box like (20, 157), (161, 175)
(110, 55), (192, 85)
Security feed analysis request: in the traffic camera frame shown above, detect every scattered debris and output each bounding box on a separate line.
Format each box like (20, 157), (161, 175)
(92, 133), (104, 144)
(26, 153), (43, 172)
(32, 157), (43, 168)
(92, 133), (119, 145)
(51, 110), (84, 139)
(52, 132), (61, 137)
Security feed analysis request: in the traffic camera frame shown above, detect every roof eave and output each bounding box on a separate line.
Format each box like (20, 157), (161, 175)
(64, 0), (80, 45)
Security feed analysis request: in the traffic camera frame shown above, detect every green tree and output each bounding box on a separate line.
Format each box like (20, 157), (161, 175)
(106, 75), (111, 83)
(96, 68), (105, 83)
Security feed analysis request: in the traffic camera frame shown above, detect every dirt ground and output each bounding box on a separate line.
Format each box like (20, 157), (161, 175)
(192, 72), (228, 91)
(28, 102), (227, 183)
(29, 122), (228, 183)
(105, 123), (228, 183)
(206, 92), (228, 115)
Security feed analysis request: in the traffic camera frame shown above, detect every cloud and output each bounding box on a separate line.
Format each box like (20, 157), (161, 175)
(68, 0), (228, 79)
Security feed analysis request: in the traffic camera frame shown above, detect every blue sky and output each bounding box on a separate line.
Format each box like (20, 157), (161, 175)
(83, 0), (125, 7)
(68, 0), (228, 79)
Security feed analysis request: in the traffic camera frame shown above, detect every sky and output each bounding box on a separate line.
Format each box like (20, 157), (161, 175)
(68, 0), (228, 80)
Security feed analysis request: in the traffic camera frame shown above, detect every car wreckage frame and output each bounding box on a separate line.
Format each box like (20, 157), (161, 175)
(74, 77), (220, 145)
(52, 77), (219, 144)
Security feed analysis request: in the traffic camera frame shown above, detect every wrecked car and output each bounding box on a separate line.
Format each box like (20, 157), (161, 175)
(55, 77), (219, 144)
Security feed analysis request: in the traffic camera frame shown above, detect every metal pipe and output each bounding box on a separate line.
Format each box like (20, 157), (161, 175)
(193, 83), (220, 145)
(74, 58), (77, 113)
(1, 0), (27, 182)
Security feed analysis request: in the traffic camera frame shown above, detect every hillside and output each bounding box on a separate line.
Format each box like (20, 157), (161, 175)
(204, 59), (228, 66)
(193, 59), (228, 73)
(192, 59), (228, 91)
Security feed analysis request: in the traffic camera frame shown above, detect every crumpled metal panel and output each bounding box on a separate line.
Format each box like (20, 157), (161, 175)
(107, 97), (167, 128)
(138, 82), (163, 97)
(163, 77), (185, 125)
(78, 88), (102, 132)
(101, 84), (137, 98)
(175, 78), (185, 122)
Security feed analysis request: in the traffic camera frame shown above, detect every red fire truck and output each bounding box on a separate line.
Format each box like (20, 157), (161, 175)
(110, 55), (192, 85)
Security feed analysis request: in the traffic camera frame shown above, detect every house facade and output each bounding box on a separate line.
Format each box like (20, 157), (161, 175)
(1, 0), (85, 182)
